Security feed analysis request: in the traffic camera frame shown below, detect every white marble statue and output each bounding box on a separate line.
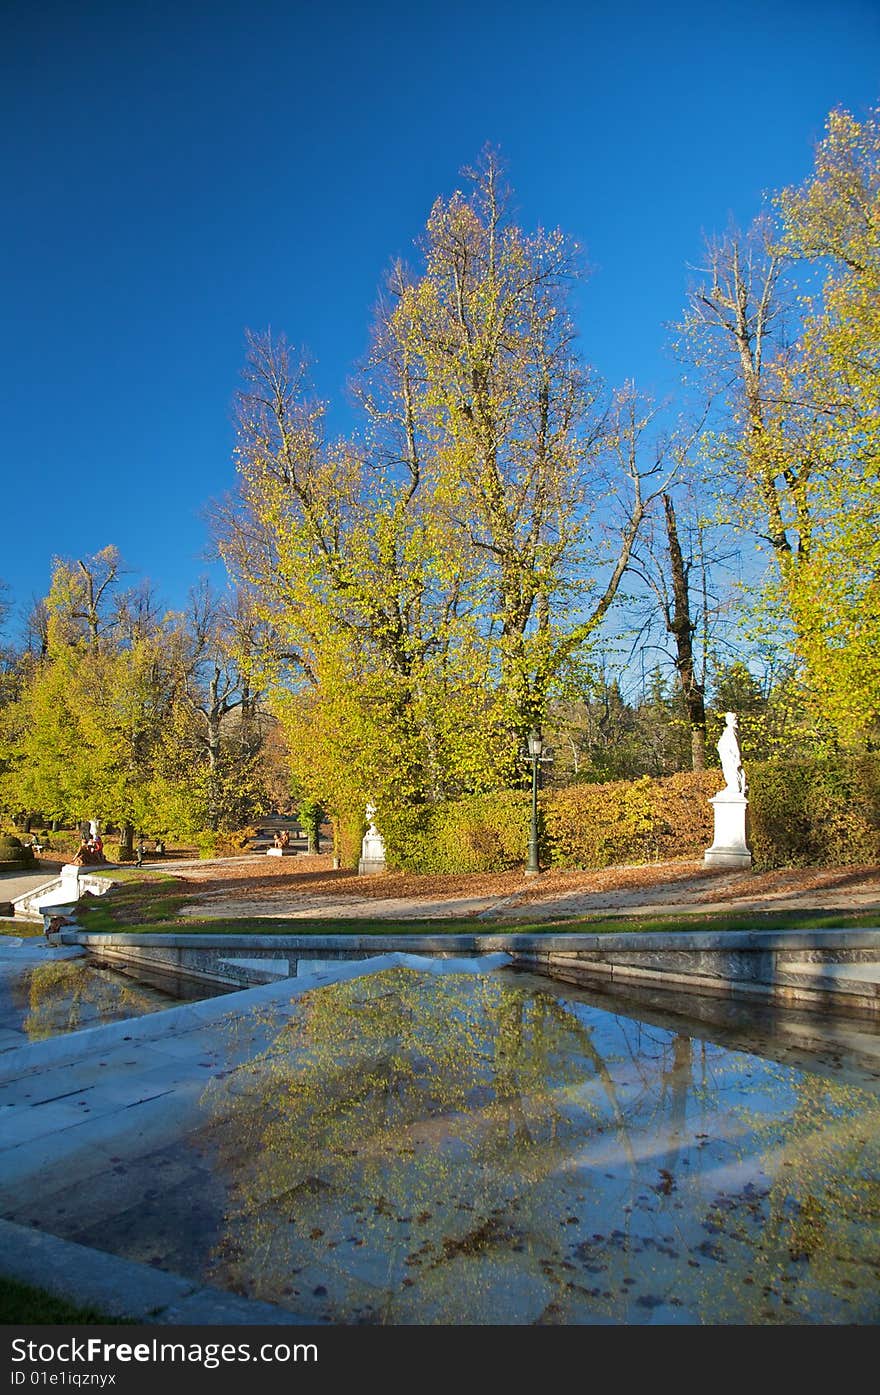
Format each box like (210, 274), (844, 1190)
(359, 803), (387, 875)
(717, 712), (746, 796)
(705, 710), (751, 868)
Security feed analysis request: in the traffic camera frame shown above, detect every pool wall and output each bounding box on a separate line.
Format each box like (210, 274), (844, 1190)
(60, 927), (880, 1016)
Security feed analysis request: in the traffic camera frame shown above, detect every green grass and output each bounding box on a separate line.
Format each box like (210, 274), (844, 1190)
(92, 868), (177, 884)
(76, 874), (191, 934)
(0, 1275), (132, 1324)
(0, 921), (42, 937)
(0, 869), (179, 938)
(73, 906), (880, 938)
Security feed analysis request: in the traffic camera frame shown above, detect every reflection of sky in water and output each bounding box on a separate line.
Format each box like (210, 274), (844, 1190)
(13, 968), (880, 1324)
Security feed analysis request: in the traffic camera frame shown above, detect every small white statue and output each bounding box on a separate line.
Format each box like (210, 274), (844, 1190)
(717, 712), (746, 795)
(359, 802), (386, 875)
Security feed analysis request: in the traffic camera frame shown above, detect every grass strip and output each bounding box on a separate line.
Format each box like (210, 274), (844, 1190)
(72, 907), (880, 938)
(0, 1275), (132, 1324)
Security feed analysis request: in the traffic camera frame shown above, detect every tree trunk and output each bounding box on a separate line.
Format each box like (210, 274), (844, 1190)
(691, 725), (706, 772)
(121, 821), (134, 859)
(662, 494), (707, 770)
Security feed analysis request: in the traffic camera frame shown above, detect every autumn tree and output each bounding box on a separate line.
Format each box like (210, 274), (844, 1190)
(0, 551), (280, 846)
(45, 547), (124, 651)
(219, 157), (662, 853)
(23, 597), (50, 660)
(164, 581), (272, 832)
(773, 105), (880, 735)
(378, 155), (660, 736)
(681, 105), (880, 739)
(0, 550), (136, 832)
(0, 628), (174, 848)
(216, 330), (499, 856)
(0, 580), (16, 709)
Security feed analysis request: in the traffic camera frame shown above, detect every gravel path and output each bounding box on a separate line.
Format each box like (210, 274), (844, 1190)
(170, 856), (880, 924)
(0, 869), (58, 902)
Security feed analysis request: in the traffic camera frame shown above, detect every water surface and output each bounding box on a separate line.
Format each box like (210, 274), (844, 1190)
(0, 957), (224, 1050)
(7, 967), (880, 1324)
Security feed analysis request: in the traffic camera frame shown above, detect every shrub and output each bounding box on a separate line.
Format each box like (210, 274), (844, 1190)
(542, 770), (717, 869)
(39, 831), (84, 860)
(191, 827), (257, 858)
(213, 827), (259, 858)
(361, 752), (880, 877)
(380, 775), (718, 875)
(0, 834), (35, 868)
(382, 791), (529, 874)
(748, 753), (880, 868)
(333, 807), (368, 870)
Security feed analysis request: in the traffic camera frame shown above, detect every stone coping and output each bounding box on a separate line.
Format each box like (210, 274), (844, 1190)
(65, 926), (880, 952)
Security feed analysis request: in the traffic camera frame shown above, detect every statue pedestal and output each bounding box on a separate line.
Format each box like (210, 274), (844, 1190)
(704, 793), (752, 869)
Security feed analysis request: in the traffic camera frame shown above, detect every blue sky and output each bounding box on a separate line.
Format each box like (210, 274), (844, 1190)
(2, 0), (878, 626)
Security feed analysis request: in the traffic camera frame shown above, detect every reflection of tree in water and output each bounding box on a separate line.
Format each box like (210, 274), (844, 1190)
(200, 970), (638, 1320)
(705, 1069), (880, 1323)
(571, 1026), (880, 1328)
(15, 960), (171, 1040)
(196, 970), (880, 1323)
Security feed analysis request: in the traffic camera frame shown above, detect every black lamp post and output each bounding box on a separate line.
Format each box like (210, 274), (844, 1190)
(525, 728), (544, 877)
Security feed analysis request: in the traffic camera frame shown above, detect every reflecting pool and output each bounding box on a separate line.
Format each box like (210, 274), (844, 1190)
(8, 966), (880, 1323)
(0, 957), (225, 1050)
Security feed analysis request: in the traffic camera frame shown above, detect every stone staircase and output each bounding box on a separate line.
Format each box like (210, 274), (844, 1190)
(11, 866), (115, 922)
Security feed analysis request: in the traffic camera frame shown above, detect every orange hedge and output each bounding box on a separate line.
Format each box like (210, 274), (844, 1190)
(379, 754), (880, 874)
(541, 770), (717, 868)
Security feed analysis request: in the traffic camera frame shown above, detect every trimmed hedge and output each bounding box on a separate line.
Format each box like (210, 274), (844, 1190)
(379, 754), (880, 874)
(382, 791), (529, 874)
(542, 770), (717, 868)
(333, 807), (369, 871)
(0, 834), (35, 871)
(748, 753), (880, 868)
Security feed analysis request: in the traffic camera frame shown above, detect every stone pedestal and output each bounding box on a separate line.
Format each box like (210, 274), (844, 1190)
(704, 793), (752, 869)
(358, 826), (387, 876)
(60, 864), (94, 895)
